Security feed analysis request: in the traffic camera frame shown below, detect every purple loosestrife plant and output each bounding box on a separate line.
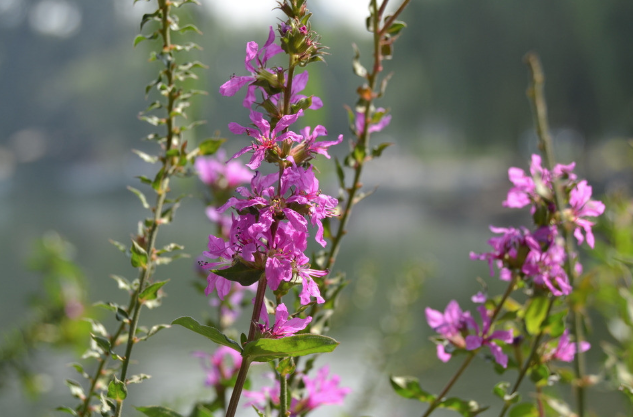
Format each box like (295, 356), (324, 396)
(391, 55), (605, 417)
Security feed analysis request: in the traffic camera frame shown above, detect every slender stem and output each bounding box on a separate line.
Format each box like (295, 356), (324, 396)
(114, 1), (176, 415)
(421, 353), (476, 417)
(498, 298), (555, 417)
(525, 52), (586, 417)
(225, 359), (253, 417)
(225, 276), (266, 417)
(279, 372), (289, 417)
(379, 0), (411, 37)
(79, 296), (135, 416)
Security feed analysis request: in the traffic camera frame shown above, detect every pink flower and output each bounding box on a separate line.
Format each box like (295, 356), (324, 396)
(426, 300), (470, 362)
(228, 110), (303, 170)
(544, 330), (590, 362)
(355, 108), (392, 135)
(464, 306), (513, 368)
(193, 346), (242, 387)
(219, 26), (283, 108)
(244, 366), (350, 416)
(258, 303), (312, 339)
(568, 180), (605, 248)
(195, 149), (253, 189)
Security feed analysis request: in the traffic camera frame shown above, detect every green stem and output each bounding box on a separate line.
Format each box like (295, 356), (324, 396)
(79, 296), (135, 417)
(279, 371), (289, 417)
(225, 359), (253, 417)
(524, 52), (586, 417)
(114, 1), (176, 415)
(498, 298), (555, 417)
(421, 353), (476, 417)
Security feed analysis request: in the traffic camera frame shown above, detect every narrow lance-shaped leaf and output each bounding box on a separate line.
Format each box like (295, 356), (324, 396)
(135, 406), (185, 417)
(242, 334), (339, 362)
(212, 261), (263, 287)
(128, 186), (150, 209)
(524, 295), (549, 335)
(171, 316), (242, 352)
(198, 138), (226, 156)
(131, 240), (148, 268)
(390, 376), (436, 403)
(139, 280), (169, 302)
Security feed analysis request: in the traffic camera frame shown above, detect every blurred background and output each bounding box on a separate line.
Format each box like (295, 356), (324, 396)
(1, 0), (633, 416)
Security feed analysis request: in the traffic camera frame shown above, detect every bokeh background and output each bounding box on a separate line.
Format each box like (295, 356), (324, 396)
(1, 0), (633, 416)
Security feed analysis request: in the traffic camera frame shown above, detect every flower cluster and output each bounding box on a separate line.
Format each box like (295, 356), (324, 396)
(244, 365), (350, 415)
(426, 299), (513, 367)
(202, 6), (340, 337)
(471, 154), (604, 296)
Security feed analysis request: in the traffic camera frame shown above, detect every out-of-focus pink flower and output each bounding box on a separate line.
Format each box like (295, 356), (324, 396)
(464, 306), (514, 368)
(193, 346), (242, 387)
(544, 330), (590, 362)
(244, 366), (350, 416)
(195, 149), (253, 189)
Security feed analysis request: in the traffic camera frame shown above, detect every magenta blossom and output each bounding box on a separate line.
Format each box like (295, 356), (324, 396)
(244, 366), (350, 416)
(464, 306), (514, 368)
(426, 300), (471, 362)
(195, 149), (253, 189)
(355, 108), (392, 135)
(258, 303), (311, 339)
(193, 346), (242, 387)
(568, 180), (605, 248)
(219, 26), (283, 108)
(269, 70), (323, 110)
(544, 330), (590, 362)
(228, 109), (303, 169)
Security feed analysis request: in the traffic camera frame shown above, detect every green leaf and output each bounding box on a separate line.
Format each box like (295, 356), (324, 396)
(620, 384), (633, 403)
(212, 261), (263, 287)
(109, 239), (127, 253)
(131, 240), (148, 268)
(386, 20), (407, 36)
(91, 334), (111, 353)
(171, 316), (242, 352)
(276, 357), (296, 376)
(177, 24), (202, 34)
(371, 142), (393, 158)
(127, 186), (150, 209)
(509, 403), (538, 417)
(198, 139), (226, 156)
(440, 397), (489, 417)
(110, 275), (132, 291)
(133, 149), (159, 164)
(334, 157), (345, 190)
(65, 379), (85, 400)
(251, 406), (266, 417)
(529, 364), (549, 386)
(541, 310), (567, 337)
(352, 43), (367, 78)
(493, 381), (511, 399)
(138, 324), (171, 341)
(135, 406), (184, 417)
(107, 377), (127, 401)
(127, 374), (151, 384)
(243, 334), (339, 362)
(56, 406), (78, 415)
(139, 280), (169, 302)
(389, 376), (436, 402)
(524, 295), (549, 335)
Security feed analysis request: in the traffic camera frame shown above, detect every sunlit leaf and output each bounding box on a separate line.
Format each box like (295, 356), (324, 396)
(171, 316), (242, 352)
(243, 334), (338, 362)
